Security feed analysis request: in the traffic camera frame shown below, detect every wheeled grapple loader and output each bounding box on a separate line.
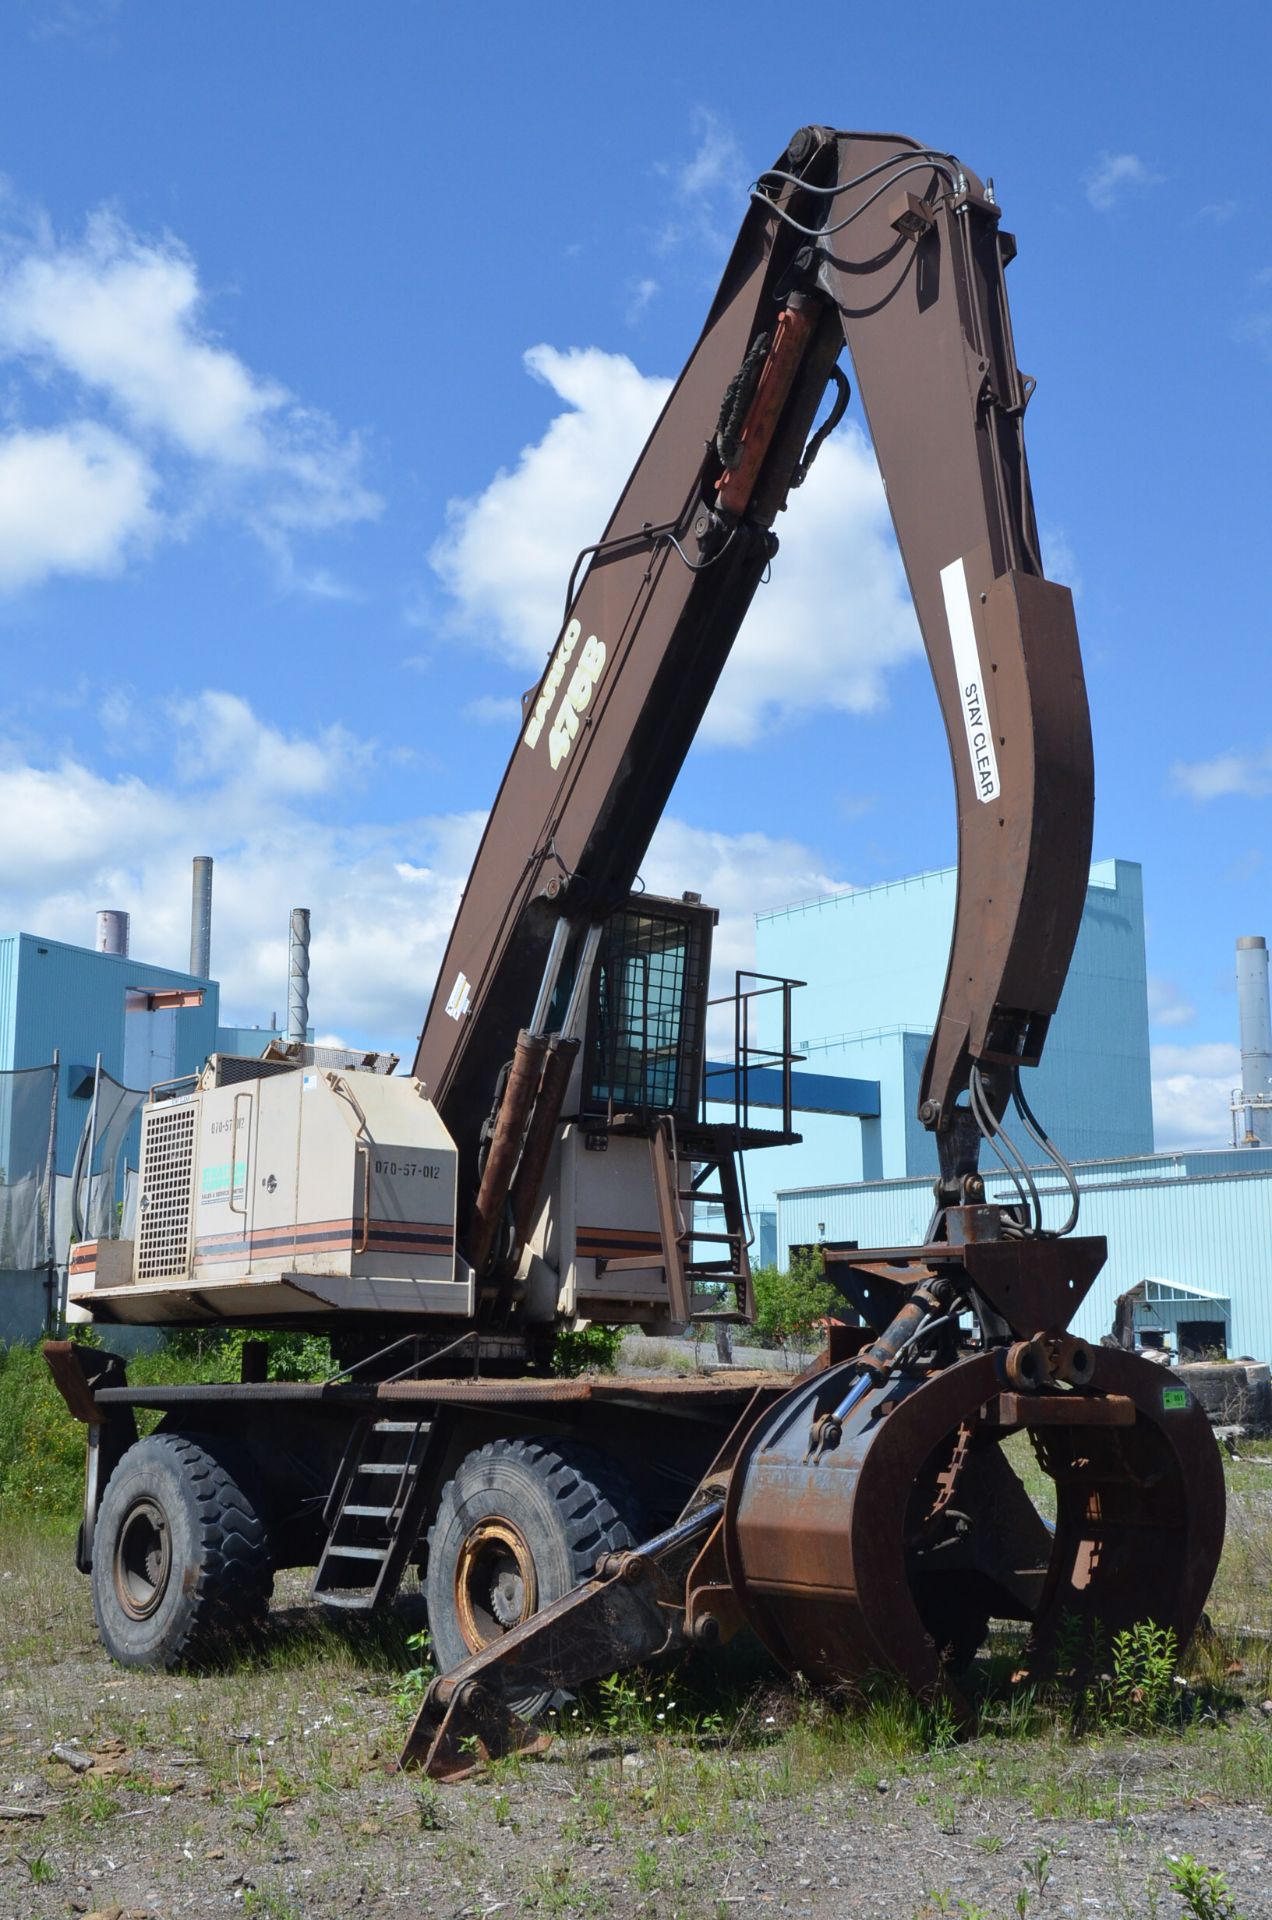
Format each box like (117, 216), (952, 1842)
(49, 128), (1224, 1778)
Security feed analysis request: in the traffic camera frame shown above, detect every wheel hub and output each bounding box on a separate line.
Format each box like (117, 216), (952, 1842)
(454, 1517), (537, 1653)
(113, 1496), (171, 1621)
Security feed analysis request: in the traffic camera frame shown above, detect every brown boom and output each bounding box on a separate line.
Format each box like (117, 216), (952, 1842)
(415, 126), (1093, 1253)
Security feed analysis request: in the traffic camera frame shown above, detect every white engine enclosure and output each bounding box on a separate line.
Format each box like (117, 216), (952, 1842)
(70, 1059), (474, 1324)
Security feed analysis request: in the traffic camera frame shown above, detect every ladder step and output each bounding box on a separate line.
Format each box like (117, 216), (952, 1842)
(325, 1543), (390, 1561)
(357, 1461), (417, 1476)
(340, 1504), (394, 1519)
(316, 1591), (378, 1611)
(373, 1420), (431, 1434)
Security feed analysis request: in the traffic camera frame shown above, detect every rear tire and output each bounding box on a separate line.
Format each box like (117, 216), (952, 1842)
(424, 1435), (641, 1715)
(92, 1432), (272, 1669)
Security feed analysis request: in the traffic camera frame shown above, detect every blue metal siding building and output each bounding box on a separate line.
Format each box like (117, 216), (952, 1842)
(778, 1146), (1272, 1363)
(736, 859), (1154, 1228)
(0, 933), (219, 1172)
(755, 858), (1154, 1182)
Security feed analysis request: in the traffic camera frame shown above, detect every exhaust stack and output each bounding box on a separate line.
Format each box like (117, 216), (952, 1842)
(190, 856), (213, 978)
(1236, 936), (1272, 1146)
(287, 908), (311, 1051)
(95, 910), (129, 957)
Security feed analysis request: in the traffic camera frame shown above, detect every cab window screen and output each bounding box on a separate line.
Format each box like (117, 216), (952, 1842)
(584, 908), (706, 1118)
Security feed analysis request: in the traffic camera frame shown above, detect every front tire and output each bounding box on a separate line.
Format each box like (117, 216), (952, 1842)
(92, 1432), (272, 1669)
(424, 1436), (640, 1713)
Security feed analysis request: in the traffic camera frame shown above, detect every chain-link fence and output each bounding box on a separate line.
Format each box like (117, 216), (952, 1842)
(0, 1063), (145, 1343)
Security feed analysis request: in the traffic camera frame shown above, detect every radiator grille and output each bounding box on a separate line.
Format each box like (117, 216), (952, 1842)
(137, 1101), (197, 1281)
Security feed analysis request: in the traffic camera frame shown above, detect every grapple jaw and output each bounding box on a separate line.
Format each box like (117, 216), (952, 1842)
(722, 1343), (1224, 1710)
(400, 1231), (1224, 1778)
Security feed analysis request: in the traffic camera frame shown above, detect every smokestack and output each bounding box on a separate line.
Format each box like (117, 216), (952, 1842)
(1236, 936), (1272, 1146)
(190, 856), (213, 978)
(287, 908), (311, 1051)
(95, 910), (129, 957)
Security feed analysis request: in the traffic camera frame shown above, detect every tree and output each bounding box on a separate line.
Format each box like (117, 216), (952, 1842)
(751, 1249), (843, 1365)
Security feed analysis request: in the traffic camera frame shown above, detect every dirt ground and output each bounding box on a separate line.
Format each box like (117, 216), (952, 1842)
(4, 1437), (1272, 1920)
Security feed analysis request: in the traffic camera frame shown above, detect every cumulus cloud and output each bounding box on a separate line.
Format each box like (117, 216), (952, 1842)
(431, 344), (920, 747)
(1084, 152), (1164, 212)
(1171, 743), (1272, 801)
(431, 345), (670, 661)
(0, 420), (156, 589)
(0, 205), (380, 593)
(1151, 1040), (1240, 1149)
(0, 700), (480, 1052)
(0, 692), (838, 1065)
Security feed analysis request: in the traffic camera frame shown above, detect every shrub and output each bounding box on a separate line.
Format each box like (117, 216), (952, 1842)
(751, 1249), (842, 1359)
(552, 1322), (622, 1377)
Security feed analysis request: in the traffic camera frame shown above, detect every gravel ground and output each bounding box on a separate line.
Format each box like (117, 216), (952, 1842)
(5, 1439), (1272, 1920)
(3, 1547), (1271, 1920)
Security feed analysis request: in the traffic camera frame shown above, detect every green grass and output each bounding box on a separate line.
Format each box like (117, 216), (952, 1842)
(0, 1329), (331, 1522)
(3, 1342), (1272, 1920)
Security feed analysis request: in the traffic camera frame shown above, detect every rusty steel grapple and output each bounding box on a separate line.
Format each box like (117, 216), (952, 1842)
(405, 1224), (1223, 1775)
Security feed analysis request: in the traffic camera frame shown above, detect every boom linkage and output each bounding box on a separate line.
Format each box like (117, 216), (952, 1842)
(414, 125), (1093, 1264)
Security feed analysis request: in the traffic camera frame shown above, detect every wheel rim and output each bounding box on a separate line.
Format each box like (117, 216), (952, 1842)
(113, 1496), (172, 1620)
(454, 1517), (537, 1653)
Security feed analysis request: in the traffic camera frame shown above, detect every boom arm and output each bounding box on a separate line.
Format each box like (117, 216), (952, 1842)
(415, 126), (1093, 1247)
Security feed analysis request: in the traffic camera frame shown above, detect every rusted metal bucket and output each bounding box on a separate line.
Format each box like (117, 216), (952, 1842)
(722, 1345), (1225, 1703)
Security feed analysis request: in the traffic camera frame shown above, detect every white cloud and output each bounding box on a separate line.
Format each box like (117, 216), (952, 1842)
(1147, 974), (1195, 1029)
(168, 691), (369, 805)
(463, 694), (522, 726)
(624, 276), (659, 325)
(0, 691), (840, 1069)
(0, 420), (156, 589)
(643, 817), (844, 985)
(1236, 309), (1272, 365)
(1151, 1040), (1239, 1149)
(431, 344), (920, 748)
(1040, 523), (1081, 598)
(0, 206), (380, 592)
(431, 345), (671, 660)
(1171, 744), (1272, 801)
(705, 422), (920, 744)
(0, 700), (481, 1052)
(1085, 152), (1164, 212)
(655, 110), (750, 256)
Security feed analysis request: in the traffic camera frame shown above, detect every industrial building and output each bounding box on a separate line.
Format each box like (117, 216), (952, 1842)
(0, 864), (301, 1341)
(749, 859), (1272, 1364)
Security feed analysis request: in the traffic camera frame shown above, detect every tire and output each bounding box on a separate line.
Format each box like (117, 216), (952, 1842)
(424, 1436), (641, 1713)
(91, 1432), (273, 1669)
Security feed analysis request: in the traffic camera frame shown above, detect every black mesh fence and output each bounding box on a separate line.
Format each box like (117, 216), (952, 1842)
(0, 1063), (145, 1339)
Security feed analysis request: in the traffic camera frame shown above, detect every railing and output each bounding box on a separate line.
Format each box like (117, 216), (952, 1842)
(702, 972), (805, 1137)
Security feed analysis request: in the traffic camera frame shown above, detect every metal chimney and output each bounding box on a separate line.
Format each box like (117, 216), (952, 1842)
(95, 910), (129, 957)
(190, 856), (213, 978)
(287, 908), (311, 1051)
(1236, 936), (1272, 1146)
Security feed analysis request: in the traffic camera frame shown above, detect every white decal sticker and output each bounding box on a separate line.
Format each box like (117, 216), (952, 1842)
(940, 557), (1001, 805)
(548, 632), (607, 770)
(522, 618), (609, 774)
(444, 971), (472, 1021)
(523, 619), (581, 750)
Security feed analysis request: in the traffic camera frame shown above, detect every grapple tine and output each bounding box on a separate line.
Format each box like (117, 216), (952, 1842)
(401, 1502), (723, 1775)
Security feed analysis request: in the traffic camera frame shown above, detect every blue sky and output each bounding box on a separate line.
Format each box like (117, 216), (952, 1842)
(0, 0), (1267, 1149)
